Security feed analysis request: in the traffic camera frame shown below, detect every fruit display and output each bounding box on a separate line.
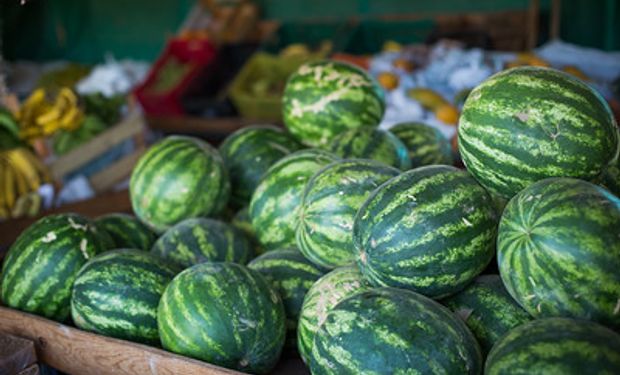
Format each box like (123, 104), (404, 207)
(458, 66), (618, 199)
(130, 135), (230, 233)
(1, 214), (112, 321)
(297, 159), (399, 268)
(219, 125), (302, 207)
(354, 165), (497, 298)
(158, 262), (286, 374)
(327, 127), (411, 170)
(71, 249), (179, 345)
(309, 287), (482, 374)
(389, 122), (454, 167)
(249, 149), (338, 251)
(282, 60), (385, 147)
(485, 318), (620, 374)
(17, 88), (84, 140)
(94, 213), (158, 251)
(151, 217), (253, 269)
(441, 274), (532, 356)
(498, 177), (620, 330)
(248, 248), (326, 349)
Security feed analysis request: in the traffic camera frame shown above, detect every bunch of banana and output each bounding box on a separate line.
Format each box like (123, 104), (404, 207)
(17, 88), (84, 141)
(407, 88), (460, 125)
(0, 147), (50, 220)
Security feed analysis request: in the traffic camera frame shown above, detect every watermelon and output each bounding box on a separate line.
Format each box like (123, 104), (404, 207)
(354, 165), (497, 299)
(389, 122), (454, 168)
(1, 214), (111, 321)
(219, 125), (303, 207)
(158, 262), (286, 374)
(442, 274), (532, 356)
(249, 149), (338, 251)
(297, 265), (370, 364)
(328, 127), (411, 170)
(71, 249), (178, 345)
(297, 159), (400, 268)
(231, 206), (263, 255)
(309, 287), (482, 374)
(247, 248), (326, 349)
(458, 66), (618, 199)
(282, 60), (385, 147)
(485, 317), (620, 374)
(151, 217), (253, 269)
(130, 135), (230, 233)
(498, 177), (620, 330)
(601, 155), (620, 196)
(95, 213), (157, 251)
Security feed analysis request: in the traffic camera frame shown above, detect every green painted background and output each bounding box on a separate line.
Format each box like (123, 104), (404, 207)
(1, 0), (617, 63)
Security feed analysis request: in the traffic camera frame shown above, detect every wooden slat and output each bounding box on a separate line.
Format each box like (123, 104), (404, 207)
(146, 116), (273, 143)
(0, 307), (242, 375)
(50, 111), (145, 180)
(89, 148), (146, 193)
(0, 333), (37, 375)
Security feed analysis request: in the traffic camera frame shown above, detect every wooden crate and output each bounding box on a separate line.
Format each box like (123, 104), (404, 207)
(0, 306), (307, 375)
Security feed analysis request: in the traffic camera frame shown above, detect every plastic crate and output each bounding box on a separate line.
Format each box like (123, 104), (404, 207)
(229, 52), (318, 121)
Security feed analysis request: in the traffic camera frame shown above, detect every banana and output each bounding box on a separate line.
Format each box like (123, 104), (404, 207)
(21, 89), (47, 112)
(3, 162), (17, 209)
(0, 205), (10, 220)
(0, 160), (7, 209)
(18, 148), (51, 183)
(59, 88), (78, 107)
(12, 162), (29, 197)
(6, 149), (41, 191)
(35, 107), (63, 127)
(407, 88), (449, 110)
(58, 106), (84, 131)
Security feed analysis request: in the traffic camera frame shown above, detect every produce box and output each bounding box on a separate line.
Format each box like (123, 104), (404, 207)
(0, 306), (306, 375)
(229, 52), (317, 121)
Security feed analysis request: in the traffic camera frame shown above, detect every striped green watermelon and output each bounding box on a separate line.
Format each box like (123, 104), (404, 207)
(282, 60), (385, 147)
(71, 249), (178, 344)
(498, 177), (620, 330)
(1, 214), (111, 321)
(297, 159), (399, 268)
(485, 317), (620, 374)
(151, 217), (253, 269)
(458, 66), (618, 199)
(247, 248), (326, 349)
(95, 213), (157, 250)
(328, 127), (411, 170)
(158, 262), (286, 374)
(442, 274), (532, 356)
(354, 165), (497, 299)
(231, 206), (263, 256)
(130, 135), (230, 233)
(249, 149), (339, 251)
(310, 287), (482, 374)
(219, 125), (303, 207)
(297, 265), (370, 364)
(601, 155), (620, 196)
(390, 122), (454, 168)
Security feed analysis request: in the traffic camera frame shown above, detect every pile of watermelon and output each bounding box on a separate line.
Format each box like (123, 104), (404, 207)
(2, 61), (620, 374)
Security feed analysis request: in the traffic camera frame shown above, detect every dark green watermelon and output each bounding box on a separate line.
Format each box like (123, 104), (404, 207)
(1, 214), (111, 321)
(442, 274), (532, 356)
(354, 165), (497, 298)
(151, 217), (253, 269)
(71, 249), (179, 344)
(231, 206), (263, 256)
(485, 318), (620, 374)
(130, 135), (230, 233)
(498, 177), (620, 330)
(95, 213), (157, 250)
(282, 60), (385, 148)
(458, 66), (618, 199)
(310, 287), (482, 374)
(219, 125), (303, 207)
(249, 149), (339, 251)
(247, 248), (326, 349)
(601, 153), (620, 196)
(389, 122), (454, 167)
(297, 159), (399, 268)
(328, 127), (411, 170)
(158, 262), (286, 374)
(297, 265), (370, 364)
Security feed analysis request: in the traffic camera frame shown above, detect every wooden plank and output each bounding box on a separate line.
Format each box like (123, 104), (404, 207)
(90, 148), (146, 193)
(146, 116), (273, 142)
(0, 333), (37, 375)
(0, 306), (242, 375)
(50, 111), (145, 180)
(0, 190), (131, 251)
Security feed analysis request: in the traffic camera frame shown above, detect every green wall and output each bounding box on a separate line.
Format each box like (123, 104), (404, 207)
(1, 0), (617, 63)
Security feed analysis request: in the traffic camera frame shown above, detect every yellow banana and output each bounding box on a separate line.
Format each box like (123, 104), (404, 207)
(11, 192), (41, 218)
(6, 149), (41, 191)
(58, 106), (84, 131)
(35, 107), (63, 127)
(12, 163), (30, 196)
(0, 160), (7, 209)
(26, 192), (42, 217)
(3, 162), (17, 209)
(21, 89), (47, 112)
(18, 148), (51, 183)
(407, 88), (449, 110)
(59, 88), (78, 107)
